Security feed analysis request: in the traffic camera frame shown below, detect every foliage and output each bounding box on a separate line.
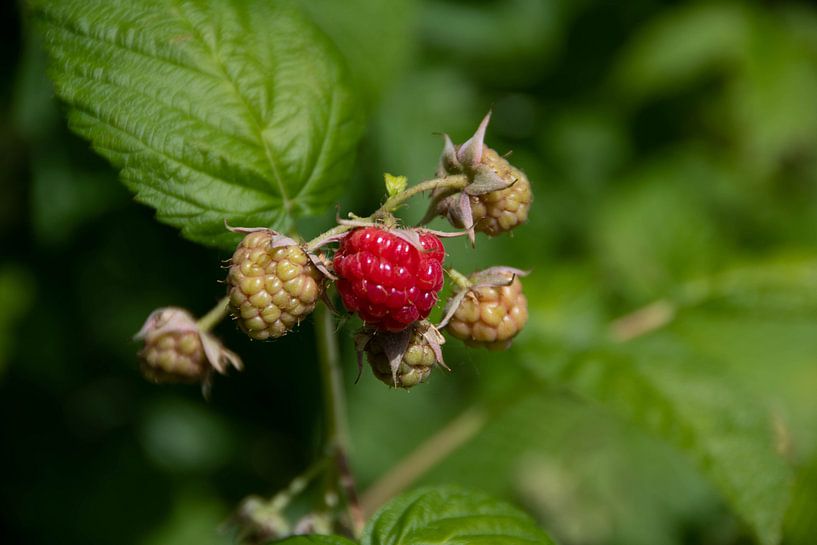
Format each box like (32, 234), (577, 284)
(2, 1), (817, 545)
(31, 0), (363, 248)
(362, 486), (554, 545)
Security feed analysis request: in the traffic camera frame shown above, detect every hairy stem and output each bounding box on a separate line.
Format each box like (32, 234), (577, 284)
(196, 296), (230, 332)
(315, 304), (365, 536)
(609, 299), (676, 342)
(373, 174), (468, 219)
(305, 175), (469, 252)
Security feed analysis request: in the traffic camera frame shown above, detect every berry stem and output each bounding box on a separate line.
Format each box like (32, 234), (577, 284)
(196, 296), (230, 332)
(304, 174), (469, 252)
(315, 304), (365, 536)
(373, 174), (468, 219)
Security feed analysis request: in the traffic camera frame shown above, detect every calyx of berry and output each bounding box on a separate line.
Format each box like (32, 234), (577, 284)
(355, 320), (448, 388)
(433, 113), (532, 242)
(135, 307), (242, 384)
(227, 224), (334, 279)
(440, 267), (530, 351)
(437, 112), (513, 195)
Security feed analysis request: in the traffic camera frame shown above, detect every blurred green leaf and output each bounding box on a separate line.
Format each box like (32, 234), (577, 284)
(521, 337), (792, 545)
(32, 0), (363, 248)
(420, 0), (570, 84)
(274, 536), (357, 545)
(420, 391), (718, 545)
(616, 3), (817, 178)
(784, 455), (817, 545)
(676, 254), (817, 317)
(363, 485), (555, 545)
(614, 3), (748, 99)
(294, 0), (417, 105)
(141, 487), (231, 545)
(593, 153), (730, 302)
(0, 265), (34, 378)
(139, 397), (234, 473)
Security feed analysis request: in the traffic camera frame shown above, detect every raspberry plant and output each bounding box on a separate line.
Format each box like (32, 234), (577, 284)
(28, 1), (803, 545)
(134, 107), (539, 540)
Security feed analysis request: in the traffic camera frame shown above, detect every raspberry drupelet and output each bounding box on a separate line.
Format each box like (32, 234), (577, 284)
(333, 227), (445, 332)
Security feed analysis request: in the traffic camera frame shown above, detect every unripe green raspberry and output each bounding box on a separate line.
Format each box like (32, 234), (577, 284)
(433, 113), (533, 240)
(441, 148), (532, 236)
(135, 307), (242, 384)
(141, 328), (205, 383)
(445, 274), (528, 350)
(228, 230), (324, 340)
(356, 321), (445, 389)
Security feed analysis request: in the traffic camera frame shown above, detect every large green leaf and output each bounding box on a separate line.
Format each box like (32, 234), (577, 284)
(32, 0), (364, 248)
(362, 485), (555, 545)
(521, 338), (793, 545)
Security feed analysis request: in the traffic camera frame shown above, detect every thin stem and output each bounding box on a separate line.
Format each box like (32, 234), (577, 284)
(305, 175), (470, 252)
(373, 174), (469, 218)
(315, 304), (365, 537)
(360, 406), (487, 516)
(608, 299), (676, 342)
(306, 223), (355, 253)
(197, 296), (230, 332)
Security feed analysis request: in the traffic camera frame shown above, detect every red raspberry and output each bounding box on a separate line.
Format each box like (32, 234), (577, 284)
(333, 227), (445, 332)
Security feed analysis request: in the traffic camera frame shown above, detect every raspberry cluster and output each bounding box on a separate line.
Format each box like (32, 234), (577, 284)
(228, 231), (324, 340)
(135, 112), (531, 394)
(333, 227), (445, 332)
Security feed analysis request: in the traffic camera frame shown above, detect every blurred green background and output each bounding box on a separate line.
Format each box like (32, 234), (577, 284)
(2, 1), (817, 544)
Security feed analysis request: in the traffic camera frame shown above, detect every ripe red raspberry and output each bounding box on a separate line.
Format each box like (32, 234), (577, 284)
(333, 227), (445, 332)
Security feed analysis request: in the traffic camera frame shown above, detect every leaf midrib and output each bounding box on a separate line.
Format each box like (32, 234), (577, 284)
(171, 1), (294, 215)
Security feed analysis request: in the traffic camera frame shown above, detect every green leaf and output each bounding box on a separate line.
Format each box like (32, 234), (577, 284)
(362, 485), (555, 545)
(676, 254), (817, 317)
(614, 3), (749, 99)
(273, 536), (357, 545)
(32, 0), (364, 249)
(521, 338), (793, 545)
(784, 455), (817, 545)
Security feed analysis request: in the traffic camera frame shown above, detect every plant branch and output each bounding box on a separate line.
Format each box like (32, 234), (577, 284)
(305, 175), (469, 252)
(360, 406), (487, 516)
(373, 174), (468, 219)
(197, 296), (230, 332)
(315, 304), (365, 536)
(609, 299), (676, 342)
